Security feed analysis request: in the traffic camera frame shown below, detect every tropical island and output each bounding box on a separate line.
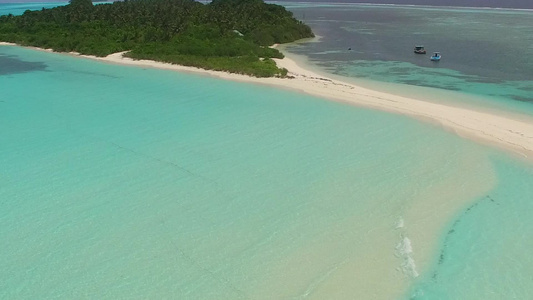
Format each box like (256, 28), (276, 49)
(0, 0), (314, 77)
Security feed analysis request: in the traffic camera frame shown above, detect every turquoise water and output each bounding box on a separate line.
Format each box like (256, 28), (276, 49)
(407, 156), (533, 299)
(0, 2), (68, 16)
(272, 6), (533, 297)
(0, 45), (509, 298)
(2, 43), (533, 299)
(2, 3), (533, 299)
(0, 1), (115, 16)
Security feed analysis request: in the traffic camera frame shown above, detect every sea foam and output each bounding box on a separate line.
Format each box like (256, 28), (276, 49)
(395, 236), (419, 278)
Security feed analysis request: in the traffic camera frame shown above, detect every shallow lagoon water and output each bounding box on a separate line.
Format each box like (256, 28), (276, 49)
(0, 45), (517, 299)
(275, 4), (533, 298)
(2, 2), (533, 299)
(407, 155), (533, 300)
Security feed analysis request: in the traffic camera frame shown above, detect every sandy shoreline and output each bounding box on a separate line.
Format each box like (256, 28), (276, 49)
(2, 41), (533, 160)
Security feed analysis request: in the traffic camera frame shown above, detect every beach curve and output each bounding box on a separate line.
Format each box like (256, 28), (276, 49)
(2, 41), (533, 160)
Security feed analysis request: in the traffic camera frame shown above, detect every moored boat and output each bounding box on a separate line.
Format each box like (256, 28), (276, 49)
(430, 52), (441, 61)
(414, 45), (426, 54)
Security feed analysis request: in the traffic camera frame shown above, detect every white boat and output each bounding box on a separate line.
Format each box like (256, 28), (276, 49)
(430, 52), (441, 61)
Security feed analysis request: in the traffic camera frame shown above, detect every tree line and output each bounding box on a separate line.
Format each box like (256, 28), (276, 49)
(0, 0), (314, 77)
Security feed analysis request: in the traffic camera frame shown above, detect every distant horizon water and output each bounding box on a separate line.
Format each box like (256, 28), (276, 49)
(272, 0), (533, 10)
(1, 0), (532, 9)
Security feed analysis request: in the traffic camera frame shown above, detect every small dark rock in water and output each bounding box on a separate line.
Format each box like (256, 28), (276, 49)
(348, 47), (352, 50)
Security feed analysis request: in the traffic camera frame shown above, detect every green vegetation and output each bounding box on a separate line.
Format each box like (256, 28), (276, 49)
(0, 0), (313, 77)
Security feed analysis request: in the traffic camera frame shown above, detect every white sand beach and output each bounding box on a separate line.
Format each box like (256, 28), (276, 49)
(3, 41), (533, 159)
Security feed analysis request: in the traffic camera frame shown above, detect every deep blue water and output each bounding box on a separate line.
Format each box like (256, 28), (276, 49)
(278, 2), (533, 111)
